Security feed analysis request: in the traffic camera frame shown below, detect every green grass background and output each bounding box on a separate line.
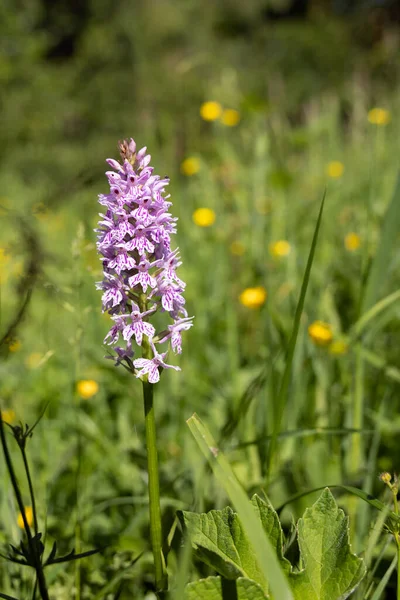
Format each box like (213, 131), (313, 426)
(0, 1), (400, 597)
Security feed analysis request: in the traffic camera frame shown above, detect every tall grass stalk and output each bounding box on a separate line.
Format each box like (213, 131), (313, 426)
(267, 193), (325, 479)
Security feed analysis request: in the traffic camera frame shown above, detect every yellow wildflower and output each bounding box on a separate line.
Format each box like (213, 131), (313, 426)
(76, 379), (99, 399)
(269, 240), (291, 258)
(308, 321), (333, 346)
(368, 108), (391, 126)
(379, 472), (392, 485)
(230, 241), (246, 256)
(192, 208), (216, 227)
(220, 109), (240, 127)
(181, 157), (200, 176)
(329, 340), (348, 355)
(200, 101), (222, 122)
(25, 353), (43, 369)
(239, 286), (267, 309)
(8, 340), (21, 352)
(17, 506), (33, 529)
(344, 232), (361, 252)
(1, 409), (15, 424)
(326, 161), (344, 179)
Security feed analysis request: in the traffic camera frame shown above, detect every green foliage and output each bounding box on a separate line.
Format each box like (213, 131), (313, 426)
(185, 576), (268, 600)
(290, 489), (366, 600)
(1, 0), (400, 598)
(181, 491), (365, 600)
(178, 494), (290, 590)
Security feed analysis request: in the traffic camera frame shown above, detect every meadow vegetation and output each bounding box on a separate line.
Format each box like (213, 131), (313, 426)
(1, 1), (400, 598)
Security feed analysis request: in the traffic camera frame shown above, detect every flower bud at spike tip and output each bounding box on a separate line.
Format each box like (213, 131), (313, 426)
(96, 138), (193, 381)
(380, 472), (392, 485)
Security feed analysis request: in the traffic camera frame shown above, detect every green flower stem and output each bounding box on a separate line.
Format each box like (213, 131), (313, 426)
(20, 446), (38, 536)
(392, 487), (400, 600)
(0, 416), (49, 600)
(139, 293), (167, 595)
(142, 378), (167, 594)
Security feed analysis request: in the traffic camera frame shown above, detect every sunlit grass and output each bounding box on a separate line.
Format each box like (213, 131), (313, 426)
(0, 87), (399, 598)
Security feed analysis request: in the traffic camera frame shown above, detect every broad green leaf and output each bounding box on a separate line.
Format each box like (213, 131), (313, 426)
(250, 495), (291, 574)
(187, 414), (294, 600)
(178, 506), (266, 586)
(185, 576), (269, 600)
(290, 489), (366, 600)
(178, 495), (290, 589)
(276, 484), (400, 529)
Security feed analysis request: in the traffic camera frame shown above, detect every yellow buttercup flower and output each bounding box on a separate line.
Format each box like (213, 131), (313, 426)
(8, 340), (21, 353)
(308, 321), (333, 346)
(181, 157), (201, 176)
(230, 241), (246, 256)
(76, 379), (99, 399)
(239, 286), (267, 309)
(344, 232), (361, 252)
(1, 409), (15, 424)
(329, 340), (348, 355)
(269, 240), (291, 258)
(326, 161), (344, 179)
(200, 101), (222, 122)
(220, 109), (240, 127)
(192, 208), (216, 227)
(17, 506), (33, 529)
(368, 108), (391, 126)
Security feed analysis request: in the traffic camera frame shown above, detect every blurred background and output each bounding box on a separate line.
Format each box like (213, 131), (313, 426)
(1, 0), (400, 598)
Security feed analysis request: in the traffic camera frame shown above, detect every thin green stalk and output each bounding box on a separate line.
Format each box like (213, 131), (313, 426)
(349, 346), (364, 475)
(20, 447), (38, 536)
(142, 379), (167, 594)
(267, 193), (325, 479)
(392, 487), (400, 600)
(348, 345), (365, 549)
(0, 416), (49, 600)
(139, 292), (167, 595)
(396, 538), (400, 600)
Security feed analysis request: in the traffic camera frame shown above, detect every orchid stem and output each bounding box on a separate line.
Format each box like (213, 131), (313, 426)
(139, 296), (167, 597)
(142, 378), (168, 595)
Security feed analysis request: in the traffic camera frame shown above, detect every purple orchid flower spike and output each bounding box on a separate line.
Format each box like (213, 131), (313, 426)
(96, 138), (192, 379)
(157, 316), (194, 354)
(133, 344), (181, 384)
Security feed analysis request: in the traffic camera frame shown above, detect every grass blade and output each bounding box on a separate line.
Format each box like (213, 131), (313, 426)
(267, 192), (326, 474)
(361, 173), (400, 313)
(187, 413), (294, 600)
(351, 288), (400, 340)
(234, 427), (372, 449)
(369, 554), (397, 600)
